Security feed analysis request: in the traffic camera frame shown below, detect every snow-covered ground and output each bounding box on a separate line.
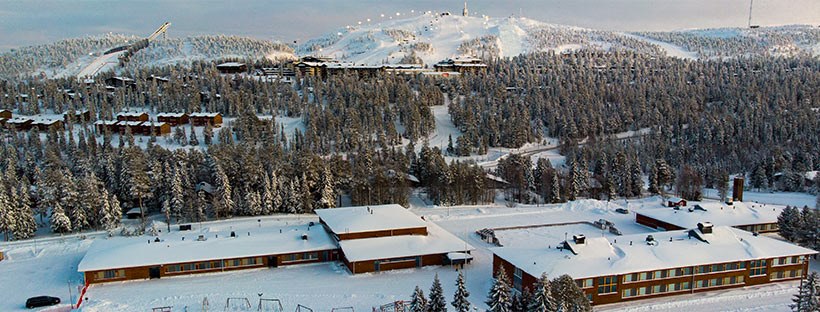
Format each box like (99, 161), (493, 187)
(0, 197), (816, 311)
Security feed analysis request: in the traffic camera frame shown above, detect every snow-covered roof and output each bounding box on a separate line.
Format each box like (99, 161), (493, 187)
(315, 204), (426, 235)
(668, 196), (684, 202)
(120, 121), (144, 126)
(31, 119), (61, 125)
(189, 112), (220, 118)
(805, 171), (818, 181)
(492, 226), (816, 280)
(125, 207), (142, 215)
(637, 201), (783, 228)
(117, 112), (147, 117)
(217, 62), (245, 67)
(94, 120), (119, 126)
(6, 117), (32, 124)
(338, 222), (472, 262)
(157, 113), (187, 118)
(78, 224), (336, 272)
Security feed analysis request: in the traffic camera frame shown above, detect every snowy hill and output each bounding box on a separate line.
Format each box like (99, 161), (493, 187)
(299, 12), (819, 65)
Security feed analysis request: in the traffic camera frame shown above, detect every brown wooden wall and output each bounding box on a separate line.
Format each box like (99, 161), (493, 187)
(347, 253), (450, 274)
(635, 213), (685, 231)
(336, 227), (427, 241)
(84, 248), (339, 284)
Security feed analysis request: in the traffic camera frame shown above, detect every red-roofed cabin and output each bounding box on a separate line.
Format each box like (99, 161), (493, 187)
(667, 197), (687, 207)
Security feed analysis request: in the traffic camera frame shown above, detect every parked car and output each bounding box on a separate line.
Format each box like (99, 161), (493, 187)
(25, 296), (60, 309)
(615, 208), (629, 214)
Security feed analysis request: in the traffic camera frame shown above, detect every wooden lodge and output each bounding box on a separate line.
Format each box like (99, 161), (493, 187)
(0, 109), (11, 119)
(189, 112), (222, 127)
(216, 62), (247, 74)
(157, 113), (189, 126)
(116, 112), (149, 122)
(491, 224), (816, 306)
(63, 110), (92, 123)
(105, 76), (137, 88)
(433, 56), (487, 74)
(94, 120), (170, 136)
(5, 118), (33, 131)
(31, 119), (64, 132)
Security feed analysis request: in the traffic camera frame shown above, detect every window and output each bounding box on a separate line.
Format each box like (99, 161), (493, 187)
(652, 285), (662, 293)
(598, 276), (617, 294)
(636, 287), (647, 296)
(696, 265), (709, 274)
(623, 274), (634, 283)
(681, 281), (691, 290)
(654, 270), (664, 279)
(166, 265), (181, 273)
(750, 260), (767, 276)
(513, 268), (523, 290)
(680, 267), (693, 275)
(667, 269), (678, 278)
(638, 272), (648, 281)
(577, 278), (593, 288)
(96, 269), (125, 280)
(623, 288), (635, 298)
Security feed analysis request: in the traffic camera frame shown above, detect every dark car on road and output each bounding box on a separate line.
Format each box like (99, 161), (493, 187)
(25, 296), (60, 309)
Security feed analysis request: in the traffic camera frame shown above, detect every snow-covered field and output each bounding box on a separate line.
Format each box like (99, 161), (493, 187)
(2, 196), (814, 311)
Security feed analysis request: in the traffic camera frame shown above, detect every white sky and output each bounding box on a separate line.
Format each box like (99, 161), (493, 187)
(0, 0), (817, 51)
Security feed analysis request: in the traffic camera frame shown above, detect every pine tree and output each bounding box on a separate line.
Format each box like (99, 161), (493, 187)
(778, 206), (802, 242)
(98, 189), (116, 230)
(213, 162), (234, 218)
(428, 273), (447, 312)
(551, 275), (591, 312)
(529, 273), (557, 312)
(629, 161), (643, 197)
(452, 271), (470, 312)
(170, 168), (185, 222)
(410, 286), (428, 312)
(50, 202), (72, 234)
(261, 174), (275, 215)
(108, 194), (123, 229)
(188, 125), (199, 146)
(549, 174), (561, 204)
(798, 207), (819, 250)
(790, 272), (819, 312)
(0, 184), (16, 241)
(487, 268), (512, 312)
(243, 190), (262, 216)
(203, 124), (213, 145)
(648, 165), (660, 195)
(14, 182), (37, 239)
(318, 165), (336, 208)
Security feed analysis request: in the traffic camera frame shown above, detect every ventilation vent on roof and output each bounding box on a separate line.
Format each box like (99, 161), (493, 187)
(698, 222), (713, 234)
(301, 233), (309, 240)
(573, 234), (586, 245)
(196, 235), (206, 241)
(646, 235), (657, 246)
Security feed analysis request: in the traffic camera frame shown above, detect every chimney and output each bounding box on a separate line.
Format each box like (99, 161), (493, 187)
(698, 222), (713, 234)
(732, 177), (744, 202)
(573, 234), (586, 244)
(301, 233), (309, 240)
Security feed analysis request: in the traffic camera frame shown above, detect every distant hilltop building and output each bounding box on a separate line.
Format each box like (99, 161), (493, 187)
(463, 1), (469, 17)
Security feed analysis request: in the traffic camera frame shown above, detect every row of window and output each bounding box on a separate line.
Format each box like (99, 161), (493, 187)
(623, 268), (693, 283)
(622, 282), (691, 298)
(281, 252), (319, 264)
(694, 275), (745, 288)
(736, 223), (778, 232)
(695, 262), (746, 275)
(166, 257), (263, 273)
(771, 269), (803, 281)
(772, 256), (804, 267)
(95, 269), (126, 280)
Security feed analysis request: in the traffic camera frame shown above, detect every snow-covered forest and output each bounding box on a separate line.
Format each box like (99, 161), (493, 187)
(0, 33), (819, 240)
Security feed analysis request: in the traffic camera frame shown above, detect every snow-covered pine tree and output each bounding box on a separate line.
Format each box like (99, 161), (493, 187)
(203, 124), (213, 145)
(318, 165), (335, 208)
(14, 182), (37, 240)
(487, 267), (512, 312)
(529, 273), (557, 312)
(606, 174), (617, 201)
(778, 206), (801, 242)
(452, 271), (470, 312)
(50, 202), (72, 234)
(798, 207), (819, 250)
(244, 190), (262, 216)
(716, 172), (729, 203)
(286, 179), (302, 214)
(189, 125), (199, 146)
(428, 273), (447, 312)
(549, 174), (561, 204)
(629, 161), (643, 197)
(0, 183), (16, 241)
(790, 272), (819, 312)
(551, 275), (591, 312)
(567, 160), (580, 201)
(107, 193), (123, 228)
(170, 167), (185, 222)
(410, 286), (428, 312)
(648, 165), (660, 194)
(213, 162), (234, 218)
(261, 173), (275, 215)
(271, 173), (284, 213)
(69, 197), (89, 232)
(98, 188), (115, 230)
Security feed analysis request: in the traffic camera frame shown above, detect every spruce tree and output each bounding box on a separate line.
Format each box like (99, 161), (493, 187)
(778, 206), (801, 242)
(428, 273), (447, 312)
(452, 271), (470, 312)
(790, 272), (819, 312)
(50, 202), (72, 234)
(14, 182), (37, 239)
(529, 273), (557, 312)
(487, 268), (512, 312)
(410, 286), (428, 312)
(108, 194), (123, 228)
(318, 165), (336, 208)
(213, 162), (234, 218)
(170, 168), (185, 222)
(0, 184), (15, 241)
(549, 174), (561, 204)
(551, 275), (591, 312)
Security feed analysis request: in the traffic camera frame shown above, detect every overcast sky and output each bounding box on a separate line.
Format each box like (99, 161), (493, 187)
(0, 0), (817, 51)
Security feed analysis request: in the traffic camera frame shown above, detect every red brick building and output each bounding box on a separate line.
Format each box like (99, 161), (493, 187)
(491, 223), (816, 306)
